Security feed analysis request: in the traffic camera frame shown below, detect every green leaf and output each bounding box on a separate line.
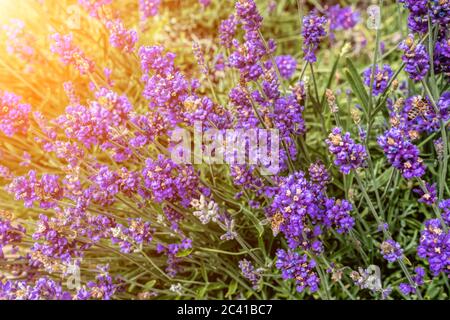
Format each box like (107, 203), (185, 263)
(225, 280), (238, 298)
(197, 285), (208, 299)
(344, 58), (370, 114)
(143, 280), (156, 290)
(176, 248), (193, 257)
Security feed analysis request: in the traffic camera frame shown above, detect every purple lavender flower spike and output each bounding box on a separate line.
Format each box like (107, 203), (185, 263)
(276, 249), (320, 293)
(380, 240), (403, 263)
(399, 35), (429, 82)
(326, 127), (367, 174)
(378, 127), (425, 179)
(302, 13), (327, 63)
(363, 64), (393, 96)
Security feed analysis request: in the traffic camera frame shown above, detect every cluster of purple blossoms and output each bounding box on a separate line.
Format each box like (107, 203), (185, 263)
(377, 127), (425, 179)
(142, 155), (200, 207)
(326, 127), (367, 174)
(391, 92), (449, 136)
(267, 170), (354, 250)
(105, 19), (138, 53)
(2, 19), (35, 63)
(230, 165), (264, 196)
(327, 5), (359, 40)
(398, 95), (439, 134)
(139, 45), (196, 124)
(129, 111), (170, 148)
(29, 215), (87, 272)
(111, 218), (154, 253)
(56, 87), (131, 148)
(324, 198), (355, 234)
(270, 93), (305, 138)
(434, 37), (450, 76)
(439, 199), (450, 224)
(198, 0), (211, 7)
(399, 267), (425, 296)
(399, 35), (430, 82)
(414, 183), (437, 206)
(0, 277), (71, 300)
(139, 45), (176, 74)
(417, 219), (449, 277)
(157, 238), (192, 276)
(275, 249), (319, 293)
(182, 95), (232, 129)
(239, 259), (261, 289)
(219, 14), (237, 48)
(50, 33), (95, 75)
(139, 0), (160, 20)
(53, 141), (85, 168)
(0, 90), (31, 137)
(398, 0), (428, 33)
(380, 240), (403, 263)
(399, 0), (449, 33)
(79, 265), (118, 300)
(6, 171), (63, 209)
(235, 0), (263, 33)
(274, 55), (297, 79)
(229, 86), (259, 130)
(0, 217), (25, 258)
(438, 91), (450, 120)
(301, 13), (327, 63)
(363, 64), (393, 96)
(308, 161), (330, 189)
(228, 0), (275, 82)
(78, 0), (112, 18)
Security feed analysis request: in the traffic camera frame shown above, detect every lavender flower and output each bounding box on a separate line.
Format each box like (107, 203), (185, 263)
(434, 37), (450, 76)
(399, 267), (425, 296)
(417, 219), (449, 277)
(378, 127), (426, 179)
(190, 195), (219, 224)
(235, 0), (263, 33)
(239, 259), (261, 289)
(399, 35), (430, 82)
(327, 5), (359, 40)
(83, 265), (118, 300)
(308, 161), (330, 189)
(142, 155), (200, 207)
(324, 198), (354, 234)
(6, 171), (63, 209)
(0, 91), (31, 136)
(78, 0), (112, 18)
(219, 15), (237, 48)
(439, 199), (450, 224)
(1, 277), (71, 300)
(326, 127), (368, 174)
(2, 19), (35, 63)
(111, 218), (154, 253)
(276, 249), (319, 293)
(414, 183), (437, 206)
(380, 240), (403, 263)
(157, 238), (193, 276)
(50, 33), (94, 75)
(105, 19), (138, 53)
(363, 64), (393, 96)
(198, 0), (211, 7)
(0, 216), (25, 258)
(139, 0), (161, 20)
(302, 13), (327, 63)
(274, 55), (297, 79)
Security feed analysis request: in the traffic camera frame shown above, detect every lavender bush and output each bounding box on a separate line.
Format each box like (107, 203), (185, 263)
(0, 0), (449, 300)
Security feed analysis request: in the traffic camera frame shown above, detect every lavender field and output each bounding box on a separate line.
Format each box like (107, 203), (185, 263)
(0, 0), (449, 300)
